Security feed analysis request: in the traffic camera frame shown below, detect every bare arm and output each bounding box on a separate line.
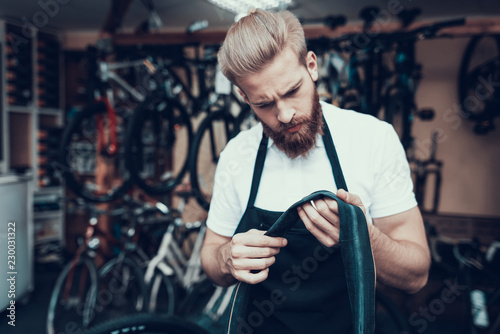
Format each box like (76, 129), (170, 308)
(200, 228), (288, 286)
(370, 206), (430, 293)
(298, 189), (430, 294)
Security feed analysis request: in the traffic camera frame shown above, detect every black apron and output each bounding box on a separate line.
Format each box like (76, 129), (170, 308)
(226, 118), (375, 334)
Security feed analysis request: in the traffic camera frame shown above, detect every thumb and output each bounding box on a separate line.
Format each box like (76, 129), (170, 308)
(336, 189), (366, 214)
(336, 188), (350, 202)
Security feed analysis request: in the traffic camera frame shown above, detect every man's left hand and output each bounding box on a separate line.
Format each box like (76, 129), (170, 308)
(297, 189), (367, 247)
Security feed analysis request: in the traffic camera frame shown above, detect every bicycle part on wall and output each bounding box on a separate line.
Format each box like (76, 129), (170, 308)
(459, 34), (500, 134)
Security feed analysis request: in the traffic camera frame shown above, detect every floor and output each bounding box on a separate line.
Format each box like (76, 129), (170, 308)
(0, 261), (468, 334)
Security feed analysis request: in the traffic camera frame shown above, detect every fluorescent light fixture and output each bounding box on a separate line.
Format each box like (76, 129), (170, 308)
(207, 0), (293, 20)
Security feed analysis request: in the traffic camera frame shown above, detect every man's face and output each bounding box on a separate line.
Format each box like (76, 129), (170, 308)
(237, 48), (323, 159)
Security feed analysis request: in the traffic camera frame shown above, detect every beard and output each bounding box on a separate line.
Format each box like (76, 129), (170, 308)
(260, 89), (323, 159)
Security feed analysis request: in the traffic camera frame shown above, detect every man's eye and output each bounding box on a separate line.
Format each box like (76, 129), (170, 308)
(257, 103), (271, 109)
(286, 88), (299, 97)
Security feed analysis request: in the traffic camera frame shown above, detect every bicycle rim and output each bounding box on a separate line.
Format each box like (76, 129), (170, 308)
(96, 257), (149, 321)
(189, 109), (236, 211)
(59, 102), (133, 202)
(47, 257), (98, 334)
(82, 314), (210, 334)
(126, 97), (192, 195)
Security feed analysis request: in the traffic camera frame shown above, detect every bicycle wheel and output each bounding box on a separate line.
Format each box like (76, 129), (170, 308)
(189, 109), (237, 211)
(459, 35), (500, 123)
(374, 289), (412, 334)
(82, 314), (210, 334)
(59, 102), (133, 202)
(232, 103), (256, 136)
(126, 96), (193, 195)
(47, 256), (98, 334)
(96, 256), (149, 321)
(147, 271), (176, 316)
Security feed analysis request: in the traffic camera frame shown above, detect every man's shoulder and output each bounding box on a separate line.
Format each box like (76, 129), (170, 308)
(321, 101), (392, 137)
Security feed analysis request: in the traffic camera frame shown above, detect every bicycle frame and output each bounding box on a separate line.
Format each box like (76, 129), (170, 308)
(144, 219), (207, 290)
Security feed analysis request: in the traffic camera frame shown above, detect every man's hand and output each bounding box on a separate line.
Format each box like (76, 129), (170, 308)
(221, 229), (287, 284)
(297, 189), (367, 247)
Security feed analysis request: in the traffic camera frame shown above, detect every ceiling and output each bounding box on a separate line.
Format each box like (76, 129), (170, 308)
(0, 0), (499, 33)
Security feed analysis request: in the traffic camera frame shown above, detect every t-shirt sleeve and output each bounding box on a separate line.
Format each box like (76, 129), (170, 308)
(205, 147), (245, 237)
(369, 123), (418, 218)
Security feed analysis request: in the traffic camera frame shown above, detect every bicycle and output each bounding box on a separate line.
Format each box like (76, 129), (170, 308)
(46, 194), (174, 333)
(132, 189), (235, 331)
(58, 43), (166, 202)
(46, 198), (137, 334)
(427, 230), (500, 334)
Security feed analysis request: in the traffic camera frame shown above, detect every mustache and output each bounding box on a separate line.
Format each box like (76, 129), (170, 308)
(278, 116), (309, 132)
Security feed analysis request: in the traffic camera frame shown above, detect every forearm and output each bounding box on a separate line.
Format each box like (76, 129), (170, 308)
(370, 225), (431, 294)
(200, 241), (238, 287)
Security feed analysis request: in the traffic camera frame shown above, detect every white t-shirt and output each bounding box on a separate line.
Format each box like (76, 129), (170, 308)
(206, 101), (417, 237)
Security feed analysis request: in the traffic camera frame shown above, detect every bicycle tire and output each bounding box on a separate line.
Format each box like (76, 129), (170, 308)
(97, 256), (149, 320)
(189, 109), (237, 211)
(458, 34), (500, 121)
(232, 103), (256, 137)
(125, 96), (193, 195)
(47, 256), (99, 334)
(374, 289), (413, 334)
(59, 102), (133, 202)
(82, 314), (210, 334)
(147, 271), (176, 316)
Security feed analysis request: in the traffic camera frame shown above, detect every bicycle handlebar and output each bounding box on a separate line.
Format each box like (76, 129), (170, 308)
(327, 17), (466, 52)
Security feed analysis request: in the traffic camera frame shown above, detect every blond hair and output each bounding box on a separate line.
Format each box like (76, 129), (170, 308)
(218, 9), (307, 85)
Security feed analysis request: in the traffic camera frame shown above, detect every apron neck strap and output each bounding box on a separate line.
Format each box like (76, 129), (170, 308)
(322, 114), (348, 192)
(246, 113), (347, 209)
(247, 134), (269, 209)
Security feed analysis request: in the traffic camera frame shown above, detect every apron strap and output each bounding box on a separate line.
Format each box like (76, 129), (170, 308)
(246, 134), (268, 209)
(322, 115), (349, 192)
(245, 114), (347, 208)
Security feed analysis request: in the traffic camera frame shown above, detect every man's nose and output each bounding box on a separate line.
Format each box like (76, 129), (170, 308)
(276, 101), (295, 124)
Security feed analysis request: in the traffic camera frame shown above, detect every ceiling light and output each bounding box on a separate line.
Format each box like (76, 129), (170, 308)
(207, 0), (293, 21)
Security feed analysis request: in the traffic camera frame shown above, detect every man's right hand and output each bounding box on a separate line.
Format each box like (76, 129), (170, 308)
(221, 229), (288, 284)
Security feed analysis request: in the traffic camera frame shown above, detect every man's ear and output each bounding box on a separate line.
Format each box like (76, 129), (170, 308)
(238, 88), (250, 104)
(306, 51), (318, 82)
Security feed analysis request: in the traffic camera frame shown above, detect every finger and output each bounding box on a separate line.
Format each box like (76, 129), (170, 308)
(232, 257), (276, 271)
(336, 189), (366, 214)
(234, 230), (287, 248)
(302, 201), (339, 235)
(314, 199), (340, 225)
(235, 268), (269, 285)
(298, 206), (337, 247)
(231, 244), (282, 259)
